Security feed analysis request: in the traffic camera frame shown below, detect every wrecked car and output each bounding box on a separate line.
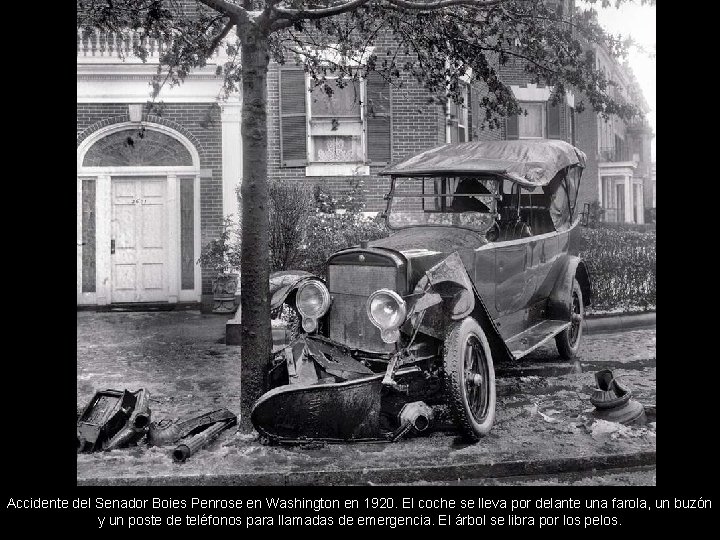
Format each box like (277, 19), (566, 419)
(252, 139), (592, 444)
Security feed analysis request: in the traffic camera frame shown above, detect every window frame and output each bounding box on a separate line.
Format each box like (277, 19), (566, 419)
(446, 83), (470, 143)
(305, 73), (367, 166)
(517, 101), (547, 139)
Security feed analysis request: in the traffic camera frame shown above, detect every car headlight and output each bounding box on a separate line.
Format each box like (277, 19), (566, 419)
(367, 289), (407, 343)
(296, 280), (330, 330)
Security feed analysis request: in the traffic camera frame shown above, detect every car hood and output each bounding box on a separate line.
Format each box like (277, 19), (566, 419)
(368, 227), (484, 289)
(369, 226), (486, 255)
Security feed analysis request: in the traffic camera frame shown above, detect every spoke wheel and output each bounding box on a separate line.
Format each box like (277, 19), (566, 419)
(442, 317), (496, 442)
(556, 277), (585, 359)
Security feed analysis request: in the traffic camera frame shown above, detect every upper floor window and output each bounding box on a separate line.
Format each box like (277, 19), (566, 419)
(446, 85), (469, 143)
(279, 67), (391, 174)
(518, 102), (546, 139)
(308, 76), (365, 163)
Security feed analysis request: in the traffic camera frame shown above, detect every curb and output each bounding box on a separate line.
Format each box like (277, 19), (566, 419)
(77, 450), (656, 486)
(584, 312), (655, 334)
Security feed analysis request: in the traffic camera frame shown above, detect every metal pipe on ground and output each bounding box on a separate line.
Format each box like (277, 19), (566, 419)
(172, 419), (236, 463)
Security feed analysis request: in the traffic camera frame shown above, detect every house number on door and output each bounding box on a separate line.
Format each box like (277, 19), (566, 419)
(131, 198), (148, 205)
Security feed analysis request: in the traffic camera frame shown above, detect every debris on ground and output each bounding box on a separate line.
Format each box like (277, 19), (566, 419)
(78, 388), (237, 463)
(172, 415), (237, 463)
(77, 388), (150, 452)
(590, 369), (647, 425)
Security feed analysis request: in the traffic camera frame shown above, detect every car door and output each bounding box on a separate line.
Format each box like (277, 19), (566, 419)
(494, 239), (529, 315)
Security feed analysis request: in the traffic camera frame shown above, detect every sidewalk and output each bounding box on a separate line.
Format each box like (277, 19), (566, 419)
(76, 311), (656, 485)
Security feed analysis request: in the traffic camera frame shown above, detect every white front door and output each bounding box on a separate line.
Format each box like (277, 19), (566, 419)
(111, 177), (168, 303)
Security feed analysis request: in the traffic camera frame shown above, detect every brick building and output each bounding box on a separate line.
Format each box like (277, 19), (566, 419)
(76, 2), (652, 310)
(77, 29), (242, 310)
(579, 44), (654, 224)
(265, 38), (504, 213)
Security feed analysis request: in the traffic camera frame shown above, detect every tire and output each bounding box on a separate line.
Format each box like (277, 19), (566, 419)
(555, 277), (584, 360)
(442, 317), (496, 442)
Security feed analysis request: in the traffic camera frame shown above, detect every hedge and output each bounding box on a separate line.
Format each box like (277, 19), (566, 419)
(221, 180), (655, 314)
(297, 221), (655, 314)
(578, 226), (656, 313)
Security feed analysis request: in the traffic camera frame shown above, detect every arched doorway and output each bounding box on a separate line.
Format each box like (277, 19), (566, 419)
(77, 122), (202, 306)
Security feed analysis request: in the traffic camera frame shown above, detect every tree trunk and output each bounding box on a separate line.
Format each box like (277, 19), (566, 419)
(238, 24), (271, 431)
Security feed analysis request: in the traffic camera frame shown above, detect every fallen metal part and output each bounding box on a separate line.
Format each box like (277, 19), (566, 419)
(251, 374), (385, 443)
(389, 401), (435, 442)
(254, 335), (440, 444)
(102, 389), (151, 451)
(148, 408), (236, 447)
(589, 369), (646, 425)
(399, 401), (435, 433)
(77, 389), (139, 452)
(590, 369), (631, 409)
(592, 400), (647, 425)
(172, 417), (237, 463)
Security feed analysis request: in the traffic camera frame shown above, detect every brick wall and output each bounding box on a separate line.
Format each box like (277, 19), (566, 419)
(575, 94), (599, 214)
(76, 102), (223, 296)
(267, 60), (448, 211)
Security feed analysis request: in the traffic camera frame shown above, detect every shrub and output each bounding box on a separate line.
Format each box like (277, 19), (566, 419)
(301, 212), (390, 276)
(578, 225), (656, 313)
(268, 179), (315, 271)
(197, 216), (241, 274)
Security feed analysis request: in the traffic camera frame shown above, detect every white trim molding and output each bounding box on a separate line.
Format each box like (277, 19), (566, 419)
(77, 64), (226, 103)
(566, 91), (576, 109)
(77, 123), (203, 305)
(77, 122), (201, 170)
(221, 97), (243, 219)
(305, 163), (370, 177)
(510, 83), (553, 102)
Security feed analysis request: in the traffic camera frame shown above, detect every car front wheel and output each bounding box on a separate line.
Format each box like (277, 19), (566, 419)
(442, 317), (496, 442)
(555, 277), (584, 360)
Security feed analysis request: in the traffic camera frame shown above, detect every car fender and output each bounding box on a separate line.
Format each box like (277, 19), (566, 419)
(547, 256), (592, 320)
(269, 270), (322, 310)
(409, 252), (514, 363)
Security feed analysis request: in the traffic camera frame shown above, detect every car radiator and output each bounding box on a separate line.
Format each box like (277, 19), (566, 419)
(327, 264), (398, 353)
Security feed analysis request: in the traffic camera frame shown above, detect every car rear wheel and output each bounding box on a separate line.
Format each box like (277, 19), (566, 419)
(555, 277), (584, 360)
(442, 317), (496, 442)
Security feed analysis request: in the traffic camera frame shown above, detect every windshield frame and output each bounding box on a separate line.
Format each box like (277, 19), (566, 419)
(384, 174), (503, 233)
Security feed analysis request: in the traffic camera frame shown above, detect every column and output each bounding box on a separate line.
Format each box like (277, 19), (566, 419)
(636, 183), (645, 224)
(96, 174), (112, 305)
(221, 96), (242, 220)
(624, 174), (633, 223)
(77, 177), (83, 303)
(167, 173), (179, 303)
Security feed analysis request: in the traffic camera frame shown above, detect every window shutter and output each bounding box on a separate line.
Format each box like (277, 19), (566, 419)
(547, 99), (562, 139)
(366, 72), (391, 165)
(506, 114), (519, 139)
(469, 88), (481, 141)
(279, 68), (307, 167)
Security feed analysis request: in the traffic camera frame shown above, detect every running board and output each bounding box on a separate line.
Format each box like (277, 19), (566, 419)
(505, 320), (571, 359)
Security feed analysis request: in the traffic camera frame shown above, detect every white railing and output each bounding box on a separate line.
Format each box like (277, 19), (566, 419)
(77, 27), (223, 63)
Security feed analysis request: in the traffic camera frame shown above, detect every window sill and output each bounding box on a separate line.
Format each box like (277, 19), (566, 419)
(305, 163), (370, 177)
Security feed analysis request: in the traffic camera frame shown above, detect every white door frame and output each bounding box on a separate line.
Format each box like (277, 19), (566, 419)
(77, 122), (202, 305)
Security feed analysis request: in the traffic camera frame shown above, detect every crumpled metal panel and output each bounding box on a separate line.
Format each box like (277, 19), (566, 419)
(148, 408), (236, 447)
(413, 252), (475, 320)
(268, 270), (316, 309)
(381, 140), (586, 188)
(77, 388), (150, 452)
(251, 374), (384, 442)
